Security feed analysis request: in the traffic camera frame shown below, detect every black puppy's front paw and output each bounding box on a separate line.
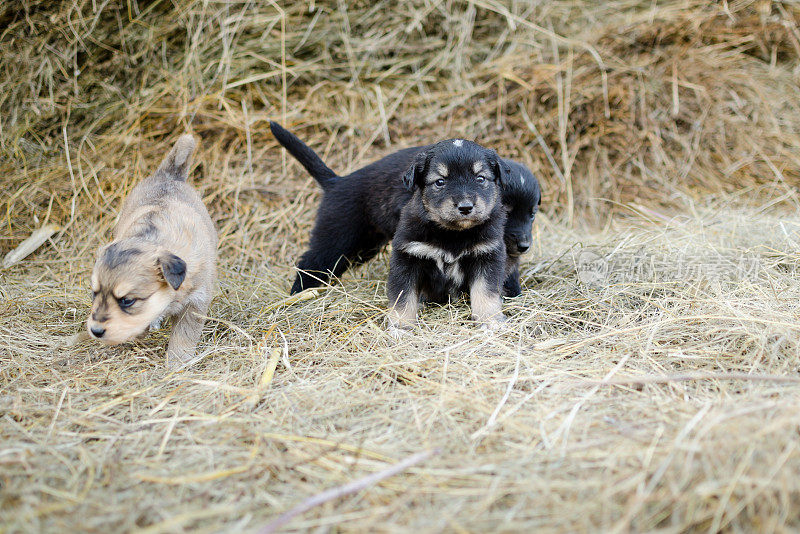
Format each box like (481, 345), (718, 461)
(290, 276), (306, 295)
(503, 277), (522, 298)
(291, 270), (326, 295)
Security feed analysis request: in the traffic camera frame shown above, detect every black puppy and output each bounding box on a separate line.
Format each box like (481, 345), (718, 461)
(430, 158), (541, 300)
(387, 140), (509, 333)
(271, 122), (419, 294)
(269, 122), (540, 295)
(410, 157), (541, 302)
(500, 159), (541, 297)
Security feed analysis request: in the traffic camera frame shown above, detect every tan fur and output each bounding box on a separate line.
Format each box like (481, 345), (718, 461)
(421, 176), (499, 231)
(87, 135), (217, 369)
(470, 276), (506, 327)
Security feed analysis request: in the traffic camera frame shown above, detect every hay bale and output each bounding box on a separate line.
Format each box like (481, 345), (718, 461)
(2, 1), (800, 531)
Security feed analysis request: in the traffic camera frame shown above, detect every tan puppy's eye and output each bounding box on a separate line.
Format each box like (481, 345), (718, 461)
(90, 290), (97, 300)
(117, 296), (137, 309)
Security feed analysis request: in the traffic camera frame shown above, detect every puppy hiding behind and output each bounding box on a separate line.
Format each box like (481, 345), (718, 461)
(387, 139), (509, 333)
(500, 159), (541, 297)
(269, 122), (541, 298)
(87, 135), (217, 369)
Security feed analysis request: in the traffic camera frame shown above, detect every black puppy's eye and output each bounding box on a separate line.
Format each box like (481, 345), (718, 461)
(118, 297), (137, 309)
(434, 178), (445, 187)
(476, 175), (486, 183)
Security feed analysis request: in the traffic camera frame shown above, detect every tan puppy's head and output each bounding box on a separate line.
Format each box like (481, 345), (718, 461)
(87, 241), (186, 345)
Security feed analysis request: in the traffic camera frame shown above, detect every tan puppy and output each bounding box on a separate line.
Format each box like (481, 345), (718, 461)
(87, 135), (217, 369)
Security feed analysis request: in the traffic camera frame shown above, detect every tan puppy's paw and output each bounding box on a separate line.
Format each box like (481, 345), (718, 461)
(66, 330), (91, 347)
(149, 316), (164, 331)
(165, 351), (193, 371)
(165, 357), (183, 372)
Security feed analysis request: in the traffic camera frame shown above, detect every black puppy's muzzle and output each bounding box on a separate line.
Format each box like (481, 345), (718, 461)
(516, 241), (530, 253)
(457, 200), (474, 215)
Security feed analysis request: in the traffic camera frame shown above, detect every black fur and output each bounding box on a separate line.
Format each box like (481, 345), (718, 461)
(269, 122), (338, 189)
(498, 158), (542, 297)
(389, 214), (508, 307)
(158, 253), (187, 290)
(101, 243), (142, 269)
(270, 122), (540, 296)
(270, 121), (423, 293)
(388, 139), (508, 323)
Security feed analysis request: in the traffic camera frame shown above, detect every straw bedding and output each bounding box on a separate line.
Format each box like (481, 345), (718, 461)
(2, 0), (800, 531)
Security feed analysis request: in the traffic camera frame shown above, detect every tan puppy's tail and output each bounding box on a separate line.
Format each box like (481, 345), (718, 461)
(156, 134), (197, 182)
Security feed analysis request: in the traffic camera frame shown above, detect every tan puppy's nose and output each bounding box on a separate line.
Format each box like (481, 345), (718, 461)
(90, 325), (106, 338)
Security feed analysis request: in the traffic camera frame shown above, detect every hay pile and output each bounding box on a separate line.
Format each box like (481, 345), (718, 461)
(2, 0), (800, 531)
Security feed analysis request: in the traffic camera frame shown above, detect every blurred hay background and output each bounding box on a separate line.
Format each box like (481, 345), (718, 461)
(2, 0), (800, 531)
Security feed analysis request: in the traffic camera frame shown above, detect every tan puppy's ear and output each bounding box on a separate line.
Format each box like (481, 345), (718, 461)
(158, 252), (187, 290)
(157, 134), (196, 182)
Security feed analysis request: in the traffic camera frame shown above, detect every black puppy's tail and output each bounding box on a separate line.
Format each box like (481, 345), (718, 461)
(270, 121), (339, 189)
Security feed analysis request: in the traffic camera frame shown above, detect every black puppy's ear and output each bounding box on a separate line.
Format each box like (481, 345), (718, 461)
(158, 253), (187, 290)
(488, 151), (511, 188)
(402, 150), (430, 191)
(534, 176), (543, 206)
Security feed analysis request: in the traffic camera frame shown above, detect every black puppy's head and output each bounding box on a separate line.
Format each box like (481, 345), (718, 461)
(402, 139), (509, 230)
(500, 159), (541, 256)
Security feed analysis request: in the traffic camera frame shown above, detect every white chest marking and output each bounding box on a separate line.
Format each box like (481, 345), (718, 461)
(470, 240), (502, 255)
(445, 263), (464, 286)
(402, 242), (455, 270)
(520, 174), (525, 186)
(401, 240), (500, 284)
(453, 139), (464, 147)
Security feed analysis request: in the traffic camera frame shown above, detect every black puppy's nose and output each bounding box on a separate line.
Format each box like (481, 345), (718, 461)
(90, 326), (105, 338)
(457, 201), (474, 215)
(517, 242), (530, 253)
